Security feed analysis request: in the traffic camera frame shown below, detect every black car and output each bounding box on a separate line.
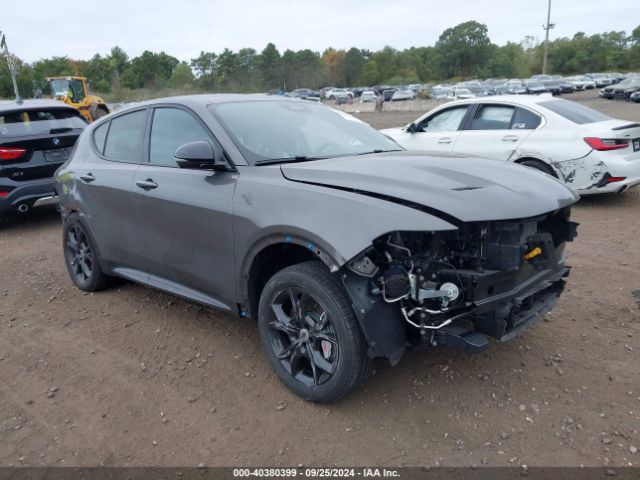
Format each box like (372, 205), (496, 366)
(289, 89), (322, 101)
(382, 88), (397, 101)
(0, 99), (87, 215)
(556, 80), (576, 93)
(601, 85), (616, 99)
(612, 79), (640, 100)
(542, 81), (562, 95)
(54, 95), (578, 402)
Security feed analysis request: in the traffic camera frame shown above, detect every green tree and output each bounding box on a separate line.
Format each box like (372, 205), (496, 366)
(435, 21), (493, 78)
(121, 50), (179, 89)
(342, 48), (366, 86)
(371, 46), (398, 82)
(191, 51), (218, 90)
(0, 55), (34, 98)
(168, 62), (195, 89)
(258, 43), (282, 90)
(361, 60), (380, 85)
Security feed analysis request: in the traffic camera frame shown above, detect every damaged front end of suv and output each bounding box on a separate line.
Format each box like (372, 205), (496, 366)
(342, 208), (577, 365)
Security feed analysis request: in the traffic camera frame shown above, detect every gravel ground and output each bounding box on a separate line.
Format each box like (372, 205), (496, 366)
(0, 91), (639, 467)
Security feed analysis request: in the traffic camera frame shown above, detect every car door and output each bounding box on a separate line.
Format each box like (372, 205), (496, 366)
(131, 105), (238, 307)
(75, 108), (148, 281)
(453, 104), (539, 161)
(393, 105), (471, 152)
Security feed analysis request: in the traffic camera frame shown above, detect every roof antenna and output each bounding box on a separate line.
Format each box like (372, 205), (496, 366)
(0, 31), (22, 104)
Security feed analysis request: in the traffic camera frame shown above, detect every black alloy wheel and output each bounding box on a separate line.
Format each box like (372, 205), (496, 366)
(258, 261), (372, 402)
(65, 223), (94, 286)
(266, 287), (338, 387)
(63, 214), (114, 292)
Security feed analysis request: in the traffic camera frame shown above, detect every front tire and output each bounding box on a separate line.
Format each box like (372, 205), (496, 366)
(63, 214), (114, 291)
(258, 261), (372, 402)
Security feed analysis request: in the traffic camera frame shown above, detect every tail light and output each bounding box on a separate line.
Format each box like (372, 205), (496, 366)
(0, 147), (27, 161)
(0, 191), (9, 197)
(584, 137), (628, 151)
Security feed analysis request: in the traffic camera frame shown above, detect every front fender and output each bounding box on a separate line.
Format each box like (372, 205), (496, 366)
(233, 168), (458, 350)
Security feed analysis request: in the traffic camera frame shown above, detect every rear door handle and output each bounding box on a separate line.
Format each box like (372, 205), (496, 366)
(501, 135), (519, 142)
(135, 179), (158, 190)
(80, 173), (96, 183)
(437, 137), (452, 144)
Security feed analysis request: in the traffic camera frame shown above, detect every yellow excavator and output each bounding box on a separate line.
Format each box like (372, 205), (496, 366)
(46, 76), (110, 122)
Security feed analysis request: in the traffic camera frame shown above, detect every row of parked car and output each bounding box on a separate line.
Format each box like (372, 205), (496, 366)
(429, 73), (634, 100)
(270, 72), (637, 106)
(598, 74), (640, 102)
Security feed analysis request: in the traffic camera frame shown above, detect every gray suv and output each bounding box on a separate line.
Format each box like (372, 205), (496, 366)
(55, 95), (578, 402)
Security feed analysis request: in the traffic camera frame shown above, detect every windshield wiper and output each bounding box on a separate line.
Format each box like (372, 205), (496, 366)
(255, 155), (326, 166)
(352, 149), (403, 156)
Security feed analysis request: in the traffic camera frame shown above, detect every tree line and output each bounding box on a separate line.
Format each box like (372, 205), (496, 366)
(2, 21), (640, 100)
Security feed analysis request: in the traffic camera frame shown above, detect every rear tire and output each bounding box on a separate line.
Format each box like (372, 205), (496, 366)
(518, 159), (557, 178)
(63, 213), (114, 292)
(257, 261), (372, 403)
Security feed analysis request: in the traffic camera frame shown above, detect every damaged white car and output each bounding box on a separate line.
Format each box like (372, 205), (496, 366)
(382, 95), (640, 195)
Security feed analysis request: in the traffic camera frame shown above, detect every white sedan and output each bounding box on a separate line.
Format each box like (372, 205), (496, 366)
(381, 95), (640, 195)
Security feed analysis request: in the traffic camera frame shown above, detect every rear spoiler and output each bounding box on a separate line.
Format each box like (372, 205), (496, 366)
(612, 123), (640, 131)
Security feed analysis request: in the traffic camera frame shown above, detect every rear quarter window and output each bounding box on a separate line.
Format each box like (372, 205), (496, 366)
(0, 108), (86, 137)
(511, 108), (542, 129)
(103, 109), (147, 162)
(93, 122), (108, 155)
(539, 99), (611, 124)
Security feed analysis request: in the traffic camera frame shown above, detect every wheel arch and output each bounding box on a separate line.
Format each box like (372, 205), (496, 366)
(240, 234), (342, 319)
(514, 156), (558, 178)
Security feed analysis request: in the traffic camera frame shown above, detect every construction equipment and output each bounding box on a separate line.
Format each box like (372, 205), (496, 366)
(46, 76), (109, 122)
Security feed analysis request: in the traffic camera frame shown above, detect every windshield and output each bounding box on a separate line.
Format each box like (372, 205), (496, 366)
(209, 100), (401, 165)
(49, 78), (85, 102)
(0, 107), (87, 137)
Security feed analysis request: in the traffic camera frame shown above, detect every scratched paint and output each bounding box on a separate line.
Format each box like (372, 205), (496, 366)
(552, 159), (607, 191)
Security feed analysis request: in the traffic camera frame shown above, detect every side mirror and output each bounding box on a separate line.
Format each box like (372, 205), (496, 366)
(174, 141), (227, 170)
(406, 122), (417, 134)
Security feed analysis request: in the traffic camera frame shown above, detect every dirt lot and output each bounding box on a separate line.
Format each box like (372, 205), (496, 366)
(1, 91), (639, 467)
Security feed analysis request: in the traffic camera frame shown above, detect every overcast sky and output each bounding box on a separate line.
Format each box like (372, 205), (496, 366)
(3, 0), (638, 62)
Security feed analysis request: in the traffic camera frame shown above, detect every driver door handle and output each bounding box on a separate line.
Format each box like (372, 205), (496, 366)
(80, 173), (95, 183)
(135, 179), (158, 190)
(437, 137), (452, 144)
(501, 135), (519, 142)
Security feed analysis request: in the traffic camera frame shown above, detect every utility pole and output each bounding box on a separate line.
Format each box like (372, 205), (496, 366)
(542, 0), (555, 74)
(0, 31), (21, 101)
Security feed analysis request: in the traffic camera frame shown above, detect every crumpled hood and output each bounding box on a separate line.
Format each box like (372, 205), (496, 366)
(280, 151), (578, 222)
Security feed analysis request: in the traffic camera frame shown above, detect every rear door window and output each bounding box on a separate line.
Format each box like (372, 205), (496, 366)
(103, 109), (147, 162)
(469, 105), (515, 130)
(539, 99), (611, 124)
(0, 108), (86, 137)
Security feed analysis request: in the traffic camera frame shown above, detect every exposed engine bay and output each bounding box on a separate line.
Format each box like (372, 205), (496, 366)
(342, 207), (578, 363)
